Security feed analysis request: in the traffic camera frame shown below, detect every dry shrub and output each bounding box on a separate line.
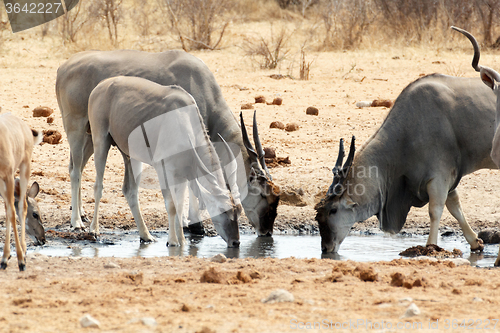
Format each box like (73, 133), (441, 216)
(88, 0), (124, 45)
(243, 25), (293, 69)
(58, 0), (89, 43)
(161, 0), (233, 51)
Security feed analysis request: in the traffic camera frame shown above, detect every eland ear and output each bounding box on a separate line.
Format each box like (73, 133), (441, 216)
(344, 196), (358, 209)
(480, 67), (500, 90)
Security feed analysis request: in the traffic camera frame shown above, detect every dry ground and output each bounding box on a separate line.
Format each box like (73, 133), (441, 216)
(1, 23), (500, 332)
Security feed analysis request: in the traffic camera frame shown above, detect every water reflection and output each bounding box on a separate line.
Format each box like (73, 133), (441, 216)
(32, 233), (498, 268)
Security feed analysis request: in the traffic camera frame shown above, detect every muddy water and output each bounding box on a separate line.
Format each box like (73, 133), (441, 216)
(30, 232), (498, 267)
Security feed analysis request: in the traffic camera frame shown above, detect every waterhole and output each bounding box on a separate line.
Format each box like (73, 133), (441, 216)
(30, 232), (498, 267)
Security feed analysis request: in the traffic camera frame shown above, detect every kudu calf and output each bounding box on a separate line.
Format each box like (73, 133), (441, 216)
(0, 113), (44, 271)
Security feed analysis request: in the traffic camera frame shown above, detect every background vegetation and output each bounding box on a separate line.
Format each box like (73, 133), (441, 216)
(1, 0), (500, 54)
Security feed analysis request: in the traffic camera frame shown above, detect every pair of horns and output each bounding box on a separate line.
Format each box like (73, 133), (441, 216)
(452, 26), (500, 85)
(328, 136), (355, 196)
(240, 111), (272, 180)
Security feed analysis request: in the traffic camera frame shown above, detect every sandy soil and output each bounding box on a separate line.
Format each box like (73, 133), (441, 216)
(1, 25), (500, 332)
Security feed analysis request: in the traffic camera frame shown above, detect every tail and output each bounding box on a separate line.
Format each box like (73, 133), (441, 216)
(31, 129), (43, 146)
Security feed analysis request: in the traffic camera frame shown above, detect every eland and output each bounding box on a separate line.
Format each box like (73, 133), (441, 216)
(88, 77), (241, 247)
(56, 50), (279, 240)
(452, 26), (500, 266)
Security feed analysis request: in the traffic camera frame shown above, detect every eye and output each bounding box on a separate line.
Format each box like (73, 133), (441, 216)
(329, 208), (338, 215)
(32, 212), (39, 219)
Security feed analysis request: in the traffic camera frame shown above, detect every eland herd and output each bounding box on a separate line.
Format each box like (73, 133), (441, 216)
(1, 27), (499, 271)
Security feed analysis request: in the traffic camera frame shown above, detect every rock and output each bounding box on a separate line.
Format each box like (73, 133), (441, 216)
(285, 123), (299, 132)
(356, 101), (372, 108)
(401, 303), (421, 318)
(42, 130), (62, 144)
(80, 314), (100, 328)
(241, 103), (253, 110)
(210, 253), (227, 263)
(46, 116), (54, 124)
(33, 106), (54, 117)
(255, 95), (266, 103)
(473, 297), (484, 302)
(442, 258), (470, 266)
(264, 147), (276, 159)
(140, 317), (158, 327)
(270, 121), (285, 130)
(181, 304), (191, 312)
(306, 106), (319, 115)
(104, 261), (120, 269)
(261, 289), (294, 303)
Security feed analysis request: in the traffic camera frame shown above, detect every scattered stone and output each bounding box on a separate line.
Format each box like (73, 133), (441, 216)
(269, 74), (291, 80)
(125, 271), (143, 284)
(452, 288), (462, 295)
(42, 129), (62, 144)
(270, 121), (285, 130)
(181, 304), (191, 312)
(372, 99), (393, 108)
(478, 229), (500, 244)
(80, 314), (100, 328)
(356, 101), (372, 108)
(264, 147), (276, 159)
(285, 123), (299, 132)
(196, 327), (216, 333)
(241, 103), (253, 110)
(234, 271), (252, 283)
(472, 297), (484, 302)
(104, 262), (120, 269)
(255, 95), (266, 103)
(390, 272), (405, 287)
(47, 116), (54, 124)
(356, 265), (378, 282)
(140, 317), (158, 327)
(200, 267), (224, 283)
(210, 253), (227, 263)
(249, 270), (262, 279)
(306, 106), (319, 115)
(33, 106), (54, 117)
(261, 289), (294, 303)
(22, 105), (29, 108)
(401, 303), (421, 318)
(442, 258), (470, 266)
(267, 97), (283, 106)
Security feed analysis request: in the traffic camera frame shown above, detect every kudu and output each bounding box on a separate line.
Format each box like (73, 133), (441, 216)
(0, 113), (44, 271)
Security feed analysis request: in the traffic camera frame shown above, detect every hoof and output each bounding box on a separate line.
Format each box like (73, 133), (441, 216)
(0, 262), (7, 270)
(471, 238), (485, 252)
(495, 260), (500, 267)
(18, 263), (26, 272)
(140, 237), (156, 244)
(81, 215), (90, 223)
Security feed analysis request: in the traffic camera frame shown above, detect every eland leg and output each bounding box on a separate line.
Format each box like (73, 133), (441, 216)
(162, 182), (187, 247)
(0, 178), (14, 270)
(121, 155), (155, 243)
(445, 189), (483, 251)
(186, 187), (205, 235)
(68, 130), (93, 229)
(89, 136), (111, 237)
(426, 178), (448, 246)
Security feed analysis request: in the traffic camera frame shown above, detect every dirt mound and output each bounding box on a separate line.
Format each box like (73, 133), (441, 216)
(399, 244), (462, 258)
(46, 230), (97, 241)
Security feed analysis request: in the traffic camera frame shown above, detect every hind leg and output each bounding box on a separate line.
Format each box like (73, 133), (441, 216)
(426, 178), (448, 246)
(445, 189), (484, 251)
(89, 135), (111, 237)
(122, 156), (155, 243)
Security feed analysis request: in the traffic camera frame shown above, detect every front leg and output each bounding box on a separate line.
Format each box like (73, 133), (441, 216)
(162, 181), (187, 247)
(426, 178), (448, 246)
(445, 189), (483, 251)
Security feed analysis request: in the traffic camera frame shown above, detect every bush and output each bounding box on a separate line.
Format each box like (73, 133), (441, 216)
(160, 0), (233, 50)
